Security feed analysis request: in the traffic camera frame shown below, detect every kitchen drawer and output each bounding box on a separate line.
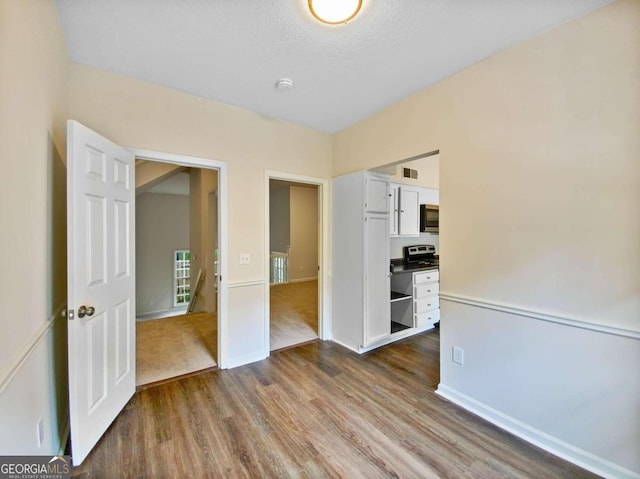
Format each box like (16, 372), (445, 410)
(415, 282), (439, 298)
(415, 296), (439, 314)
(414, 270), (439, 284)
(416, 309), (440, 328)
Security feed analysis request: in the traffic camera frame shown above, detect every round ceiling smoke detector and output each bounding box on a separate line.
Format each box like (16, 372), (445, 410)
(275, 78), (294, 91)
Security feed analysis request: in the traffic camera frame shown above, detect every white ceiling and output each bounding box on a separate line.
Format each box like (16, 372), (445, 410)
(55, 0), (612, 133)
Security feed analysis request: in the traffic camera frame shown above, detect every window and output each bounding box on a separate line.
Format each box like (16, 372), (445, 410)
(174, 250), (191, 306)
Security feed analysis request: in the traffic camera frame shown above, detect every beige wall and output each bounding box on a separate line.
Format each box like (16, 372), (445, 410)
(0, 0), (69, 454)
(388, 154), (440, 189)
(0, 0), (68, 366)
(335, 0), (639, 332)
(136, 192), (190, 316)
(65, 63), (332, 368)
(67, 63), (333, 284)
(3, 0), (638, 472)
(289, 185), (319, 281)
(334, 0), (640, 474)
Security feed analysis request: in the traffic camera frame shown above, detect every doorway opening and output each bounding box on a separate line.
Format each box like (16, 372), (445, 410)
(268, 179), (319, 351)
(372, 150), (441, 340)
(265, 171), (329, 353)
(134, 160), (220, 386)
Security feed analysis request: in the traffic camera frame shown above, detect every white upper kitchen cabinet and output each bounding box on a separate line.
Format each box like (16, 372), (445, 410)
(332, 171), (391, 351)
(389, 183), (421, 237)
(365, 175), (390, 213)
(398, 186), (420, 236)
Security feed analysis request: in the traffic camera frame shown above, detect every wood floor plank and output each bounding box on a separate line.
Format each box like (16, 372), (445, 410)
(71, 329), (599, 478)
(270, 280), (319, 351)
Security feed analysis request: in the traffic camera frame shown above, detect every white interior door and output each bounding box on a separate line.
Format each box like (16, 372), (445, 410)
(67, 120), (135, 465)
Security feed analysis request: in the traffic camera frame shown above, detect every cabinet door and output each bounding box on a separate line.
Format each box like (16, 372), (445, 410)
(389, 184), (399, 236)
(365, 176), (389, 213)
(364, 214), (390, 346)
(399, 188), (420, 236)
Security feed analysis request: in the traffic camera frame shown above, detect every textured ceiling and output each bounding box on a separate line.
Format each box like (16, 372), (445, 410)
(55, 0), (612, 133)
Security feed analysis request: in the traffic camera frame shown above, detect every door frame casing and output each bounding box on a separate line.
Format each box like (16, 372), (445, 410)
(264, 171), (331, 354)
(129, 148), (229, 369)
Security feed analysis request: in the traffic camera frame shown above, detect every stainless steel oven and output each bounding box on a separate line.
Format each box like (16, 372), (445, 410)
(420, 204), (439, 233)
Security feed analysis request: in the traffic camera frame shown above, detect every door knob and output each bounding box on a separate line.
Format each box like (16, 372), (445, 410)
(78, 305), (95, 318)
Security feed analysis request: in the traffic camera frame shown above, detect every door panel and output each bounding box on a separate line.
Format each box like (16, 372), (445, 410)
(364, 214), (390, 345)
(399, 188), (420, 236)
(87, 313), (107, 412)
(67, 120), (135, 465)
(113, 200), (130, 278)
(114, 299), (132, 383)
(365, 177), (389, 213)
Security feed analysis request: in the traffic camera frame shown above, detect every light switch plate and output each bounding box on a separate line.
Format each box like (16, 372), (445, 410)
(452, 346), (464, 365)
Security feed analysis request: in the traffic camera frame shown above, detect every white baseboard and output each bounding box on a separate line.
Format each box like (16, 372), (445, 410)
(136, 306), (188, 321)
(435, 384), (640, 479)
(329, 338), (360, 354)
(330, 324), (435, 355)
(225, 351), (268, 369)
(270, 277), (318, 286)
(288, 276), (318, 284)
(357, 324), (434, 353)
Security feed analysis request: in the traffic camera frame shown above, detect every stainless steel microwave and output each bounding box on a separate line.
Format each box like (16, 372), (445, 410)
(420, 204), (439, 233)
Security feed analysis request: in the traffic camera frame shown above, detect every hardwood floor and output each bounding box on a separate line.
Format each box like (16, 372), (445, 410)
(270, 279), (318, 351)
(136, 312), (217, 386)
(72, 329), (597, 478)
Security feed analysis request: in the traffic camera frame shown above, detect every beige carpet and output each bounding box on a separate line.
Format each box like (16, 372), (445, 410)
(137, 281), (317, 384)
(270, 279), (318, 351)
(136, 312), (217, 386)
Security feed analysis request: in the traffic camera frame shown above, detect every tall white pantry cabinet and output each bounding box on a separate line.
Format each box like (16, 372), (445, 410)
(332, 171), (391, 351)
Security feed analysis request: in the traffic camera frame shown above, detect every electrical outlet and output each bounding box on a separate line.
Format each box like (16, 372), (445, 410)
(36, 418), (43, 447)
(239, 253), (250, 264)
(452, 346), (464, 365)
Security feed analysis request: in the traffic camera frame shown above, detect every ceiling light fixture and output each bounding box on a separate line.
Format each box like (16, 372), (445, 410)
(308, 0), (363, 25)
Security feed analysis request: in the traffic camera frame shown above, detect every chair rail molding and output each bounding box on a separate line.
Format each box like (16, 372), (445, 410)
(439, 292), (640, 340)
